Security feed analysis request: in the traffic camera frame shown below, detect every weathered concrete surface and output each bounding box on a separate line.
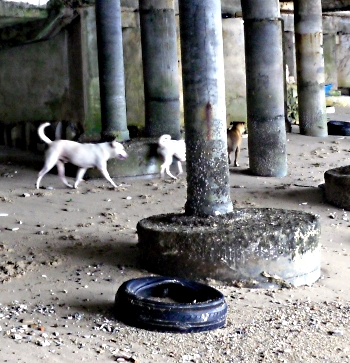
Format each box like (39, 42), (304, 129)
(140, 0), (181, 139)
(179, 0), (233, 216)
(294, 0), (328, 137)
(0, 1), (47, 29)
(325, 165), (350, 210)
(137, 208), (321, 287)
(223, 18), (247, 123)
(0, 31), (69, 123)
(242, 1), (287, 177)
(86, 138), (161, 179)
(0, 6), (76, 49)
(95, 0), (129, 142)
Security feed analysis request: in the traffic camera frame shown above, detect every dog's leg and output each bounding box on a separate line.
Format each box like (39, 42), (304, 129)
(160, 163), (166, 179)
(176, 160), (183, 177)
(165, 165), (177, 179)
(36, 158), (58, 189)
(160, 155), (177, 179)
(98, 166), (118, 188)
(36, 171), (46, 189)
(234, 147), (240, 167)
(57, 160), (73, 188)
(227, 149), (231, 165)
(74, 168), (87, 188)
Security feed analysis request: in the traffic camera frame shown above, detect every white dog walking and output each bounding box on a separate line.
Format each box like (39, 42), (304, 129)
(157, 134), (186, 180)
(36, 122), (128, 189)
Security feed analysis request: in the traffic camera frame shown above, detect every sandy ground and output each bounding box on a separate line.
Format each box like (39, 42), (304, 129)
(1, 112), (350, 362)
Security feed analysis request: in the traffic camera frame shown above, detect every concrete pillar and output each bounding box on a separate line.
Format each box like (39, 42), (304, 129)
(179, 0), (233, 216)
(284, 31), (297, 81)
(323, 33), (338, 89)
(139, 0), (181, 139)
(242, 0), (287, 177)
(294, 0), (327, 137)
(95, 0), (130, 141)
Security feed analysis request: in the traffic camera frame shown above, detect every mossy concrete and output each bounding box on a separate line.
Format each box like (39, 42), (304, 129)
(85, 138), (161, 179)
(0, 2), (47, 28)
(137, 208), (321, 287)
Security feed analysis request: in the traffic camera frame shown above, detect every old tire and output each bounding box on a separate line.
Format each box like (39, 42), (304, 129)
(327, 121), (350, 136)
(114, 276), (227, 333)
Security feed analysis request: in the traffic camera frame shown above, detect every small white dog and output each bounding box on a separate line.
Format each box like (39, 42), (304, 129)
(157, 134), (186, 180)
(36, 122), (128, 189)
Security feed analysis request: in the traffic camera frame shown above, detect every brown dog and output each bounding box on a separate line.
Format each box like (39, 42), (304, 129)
(227, 122), (245, 167)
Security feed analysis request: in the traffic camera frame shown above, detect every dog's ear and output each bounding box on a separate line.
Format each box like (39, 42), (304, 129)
(109, 141), (117, 148)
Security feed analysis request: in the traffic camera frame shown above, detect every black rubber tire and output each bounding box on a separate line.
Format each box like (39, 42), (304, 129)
(114, 276), (227, 333)
(327, 121), (350, 136)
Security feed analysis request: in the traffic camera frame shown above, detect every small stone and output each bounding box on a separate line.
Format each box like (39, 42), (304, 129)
(36, 339), (51, 346)
(328, 330), (343, 336)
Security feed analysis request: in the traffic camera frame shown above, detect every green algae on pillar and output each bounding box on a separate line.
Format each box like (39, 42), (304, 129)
(242, 0), (287, 177)
(179, 0), (233, 216)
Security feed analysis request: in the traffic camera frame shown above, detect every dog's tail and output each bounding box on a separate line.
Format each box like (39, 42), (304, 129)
(38, 122), (52, 145)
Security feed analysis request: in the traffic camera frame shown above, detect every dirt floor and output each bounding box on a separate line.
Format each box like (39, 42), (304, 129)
(1, 111), (350, 362)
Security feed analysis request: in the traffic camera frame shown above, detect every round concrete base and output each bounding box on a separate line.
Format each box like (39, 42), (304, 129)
(137, 208), (321, 288)
(325, 165), (350, 210)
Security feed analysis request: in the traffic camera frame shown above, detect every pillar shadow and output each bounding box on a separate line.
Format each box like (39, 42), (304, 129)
(53, 238), (141, 269)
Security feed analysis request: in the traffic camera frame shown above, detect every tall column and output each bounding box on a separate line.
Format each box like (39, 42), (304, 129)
(242, 0), (287, 177)
(95, 0), (130, 141)
(179, 0), (233, 216)
(284, 31), (297, 80)
(323, 33), (338, 89)
(139, 0), (181, 139)
(294, 0), (328, 137)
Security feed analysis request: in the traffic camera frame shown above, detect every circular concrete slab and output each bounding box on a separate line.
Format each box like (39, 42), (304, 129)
(325, 165), (350, 210)
(137, 208), (321, 288)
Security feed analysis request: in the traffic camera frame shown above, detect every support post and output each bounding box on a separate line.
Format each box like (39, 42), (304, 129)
(95, 0), (130, 141)
(294, 0), (328, 137)
(323, 33), (338, 89)
(179, 0), (233, 216)
(139, 0), (181, 139)
(242, 0), (287, 177)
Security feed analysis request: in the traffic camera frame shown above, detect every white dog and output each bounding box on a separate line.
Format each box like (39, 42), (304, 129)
(157, 134), (186, 180)
(36, 122), (128, 189)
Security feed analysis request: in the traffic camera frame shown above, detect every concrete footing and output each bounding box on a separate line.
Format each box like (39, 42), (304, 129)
(0, 138), (162, 181)
(325, 165), (350, 210)
(137, 208), (321, 287)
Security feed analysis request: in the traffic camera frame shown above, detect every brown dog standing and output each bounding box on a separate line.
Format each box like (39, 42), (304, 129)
(227, 122), (245, 167)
